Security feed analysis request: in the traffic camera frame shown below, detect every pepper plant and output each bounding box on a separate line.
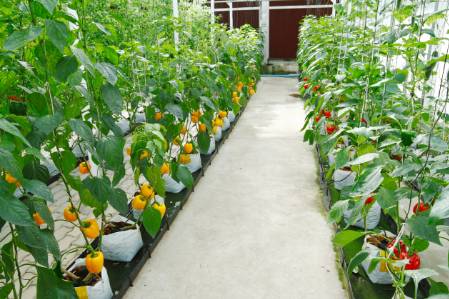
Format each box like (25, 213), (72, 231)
(299, 0), (449, 297)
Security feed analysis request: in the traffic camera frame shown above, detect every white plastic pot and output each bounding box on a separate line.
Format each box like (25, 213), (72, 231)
(101, 216), (143, 262)
(228, 111), (236, 122)
(343, 201), (381, 229)
(70, 259), (113, 299)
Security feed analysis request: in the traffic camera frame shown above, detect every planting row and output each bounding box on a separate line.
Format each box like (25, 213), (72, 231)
(0, 1), (263, 298)
(298, 1), (449, 299)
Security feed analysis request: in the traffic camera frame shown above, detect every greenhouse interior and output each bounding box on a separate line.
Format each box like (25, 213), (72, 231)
(1, 0), (449, 298)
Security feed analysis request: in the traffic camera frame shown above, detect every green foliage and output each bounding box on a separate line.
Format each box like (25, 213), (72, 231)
(0, 0), (262, 297)
(299, 0), (449, 294)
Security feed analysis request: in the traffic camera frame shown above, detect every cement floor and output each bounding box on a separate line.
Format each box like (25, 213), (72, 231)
(124, 77), (346, 299)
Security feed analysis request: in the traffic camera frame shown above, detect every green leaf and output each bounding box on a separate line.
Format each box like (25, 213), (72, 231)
(46, 20), (69, 53)
(23, 159), (50, 183)
(1, 242), (14, 277)
(50, 151), (76, 176)
(33, 200), (54, 230)
(55, 56), (78, 82)
(35, 0), (58, 15)
(376, 187), (398, 219)
(0, 283), (13, 298)
(334, 230), (366, 247)
(143, 166), (165, 197)
(165, 104), (183, 119)
(176, 165), (193, 189)
(36, 266), (77, 299)
(82, 177), (110, 203)
(405, 268), (438, 298)
(35, 113), (64, 135)
(407, 215), (441, 245)
(350, 166), (383, 197)
(335, 149), (349, 169)
(198, 132), (211, 154)
(70, 46), (94, 75)
(142, 206), (162, 238)
(0, 118), (31, 147)
(429, 280), (449, 295)
(16, 226), (60, 260)
(101, 83), (123, 114)
(368, 258), (381, 273)
(345, 153), (378, 167)
(109, 188), (128, 214)
(411, 238), (429, 252)
(391, 161), (421, 177)
(0, 190), (33, 226)
(348, 250), (369, 276)
(102, 115), (123, 137)
(69, 119), (94, 144)
(95, 136), (124, 170)
(28, 112), (64, 147)
(200, 96), (217, 110)
(95, 62), (117, 85)
(0, 148), (22, 179)
(430, 186), (449, 219)
(22, 179), (54, 202)
(328, 200), (347, 224)
(4, 26), (43, 51)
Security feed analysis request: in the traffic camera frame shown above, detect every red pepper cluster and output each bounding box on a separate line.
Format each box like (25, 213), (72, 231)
(325, 123), (337, 135)
(387, 240), (421, 270)
(364, 196), (375, 205)
(315, 110), (331, 123)
(412, 202), (430, 214)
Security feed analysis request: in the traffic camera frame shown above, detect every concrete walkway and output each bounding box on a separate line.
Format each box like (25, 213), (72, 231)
(124, 77), (346, 299)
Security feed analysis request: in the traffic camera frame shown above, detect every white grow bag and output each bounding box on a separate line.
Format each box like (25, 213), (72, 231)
(101, 216), (143, 262)
(163, 174), (185, 193)
(214, 127), (222, 141)
(135, 112), (146, 123)
(228, 111), (236, 122)
(333, 169), (356, 190)
(361, 234), (409, 285)
(70, 259), (113, 299)
(222, 117), (230, 131)
(343, 201), (381, 229)
(207, 136), (216, 154)
(116, 119), (130, 134)
(185, 153), (202, 173)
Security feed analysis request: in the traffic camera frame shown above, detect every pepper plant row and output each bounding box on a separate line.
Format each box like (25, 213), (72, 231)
(0, 0), (263, 298)
(298, 1), (449, 298)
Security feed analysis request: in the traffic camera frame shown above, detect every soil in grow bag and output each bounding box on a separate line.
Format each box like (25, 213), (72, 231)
(66, 266), (102, 288)
(103, 221), (136, 235)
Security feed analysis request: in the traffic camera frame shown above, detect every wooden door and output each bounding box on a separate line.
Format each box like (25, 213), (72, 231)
(269, 0), (333, 59)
